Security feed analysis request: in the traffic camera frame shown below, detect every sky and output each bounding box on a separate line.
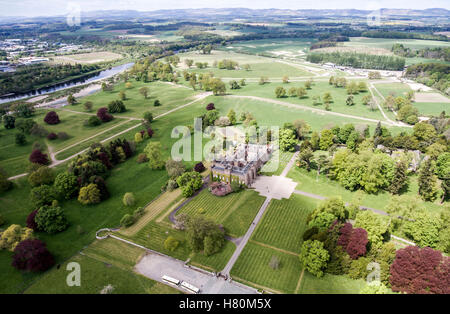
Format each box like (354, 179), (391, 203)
(0, 0), (448, 17)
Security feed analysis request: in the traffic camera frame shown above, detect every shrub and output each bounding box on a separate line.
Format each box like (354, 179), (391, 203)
(108, 100), (126, 113)
(122, 192), (135, 207)
(54, 172), (78, 200)
(15, 133), (26, 145)
(26, 210), (39, 231)
(35, 206), (68, 234)
(0, 224), (33, 251)
(153, 99), (161, 107)
(12, 239), (54, 272)
(120, 214), (135, 227)
(166, 179), (178, 191)
(44, 111), (60, 125)
(47, 132), (57, 140)
(134, 132), (143, 143)
(78, 184), (101, 205)
(97, 107), (113, 122)
(164, 236), (179, 251)
(57, 132), (69, 140)
(86, 116), (102, 126)
(28, 166), (54, 187)
(30, 185), (58, 208)
(137, 153), (149, 163)
(30, 124), (49, 137)
(0, 167), (12, 193)
(206, 103), (215, 111)
(29, 149), (50, 165)
(194, 162), (206, 173)
(143, 112), (153, 123)
(84, 101), (93, 111)
(3, 115), (15, 129)
(147, 128), (154, 138)
(303, 227), (319, 241)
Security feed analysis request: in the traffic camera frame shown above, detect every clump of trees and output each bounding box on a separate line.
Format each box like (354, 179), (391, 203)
(177, 215), (225, 256)
(307, 52), (405, 71)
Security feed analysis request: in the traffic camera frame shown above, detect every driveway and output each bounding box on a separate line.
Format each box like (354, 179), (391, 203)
(135, 253), (258, 294)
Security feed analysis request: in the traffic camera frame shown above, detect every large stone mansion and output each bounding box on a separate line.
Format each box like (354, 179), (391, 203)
(210, 143), (272, 186)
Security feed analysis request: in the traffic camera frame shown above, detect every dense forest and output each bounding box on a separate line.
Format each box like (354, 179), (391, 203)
(361, 31), (449, 42)
(0, 63), (101, 96)
(405, 63), (450, 95)
(306, 52), (406, 70)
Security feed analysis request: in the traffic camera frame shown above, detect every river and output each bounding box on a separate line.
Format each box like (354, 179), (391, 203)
(0, 62), (134, 104)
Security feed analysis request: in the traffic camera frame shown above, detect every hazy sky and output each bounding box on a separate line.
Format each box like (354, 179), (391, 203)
(0, 0), (448, 17)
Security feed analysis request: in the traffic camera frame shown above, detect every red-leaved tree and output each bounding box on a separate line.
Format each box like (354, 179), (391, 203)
(12, 239), (55, 272)
(338, 223), (368, 259)
(29, 149), (50, 165)
(43, 111), (60, 125)
(206, 103), (215, 111)
(97, 107), (113, 122)
(194, 162), (206, 173)
(26, 209), (39, 231)
(390, 246), (450, 294)
(147, 128), (154, 138)
(346, 228), (368, 259)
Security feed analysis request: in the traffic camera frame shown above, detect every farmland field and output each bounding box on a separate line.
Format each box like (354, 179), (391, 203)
(223, 38), (315, 59)
(51, 52), (123, 65)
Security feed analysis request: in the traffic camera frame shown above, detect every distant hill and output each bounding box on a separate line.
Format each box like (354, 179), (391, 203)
(0, 8), (449, 24)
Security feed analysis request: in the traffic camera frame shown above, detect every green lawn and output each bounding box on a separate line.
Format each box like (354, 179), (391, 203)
(230, 242), (302, 293)
(24, 238), (181, 294)
(251, 194), (318, 253)
(297, 271), (367, 294)
(177, 189), (266, 237)
(287, 166), (444, 214)
(0, 97), (213, 293)
(0, 109), (130, 176)
(230, 81), (388, 121)
(261, 150), (294, 176)
(72, 80), (198, 119)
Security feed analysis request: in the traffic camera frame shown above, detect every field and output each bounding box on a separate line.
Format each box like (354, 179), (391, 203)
(230, 242), (302, 293)
(344, 37), (450, 51)
(251, 194), (318, 253)
(176, 50), (312, 78)
(297, 271), (367, 294)
(51, 52), (123, 65)
(372, 82), (450, 116)
(176, 189), (266, 237)
(24, 238), (180, 294)
(287, 166), (444, 214)
(73, 80), (199, 119)
(205, 89), (409, 135)
(0, 109), (138, 176)
(223, 38), (315, 60)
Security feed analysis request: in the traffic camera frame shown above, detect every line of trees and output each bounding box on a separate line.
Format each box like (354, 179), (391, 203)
(307, 52), (405, 71)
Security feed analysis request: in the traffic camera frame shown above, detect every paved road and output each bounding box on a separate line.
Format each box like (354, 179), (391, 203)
(135, 253), (258, 294)
(221, 197), (272, 276)
(280, 151), (299, 177)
